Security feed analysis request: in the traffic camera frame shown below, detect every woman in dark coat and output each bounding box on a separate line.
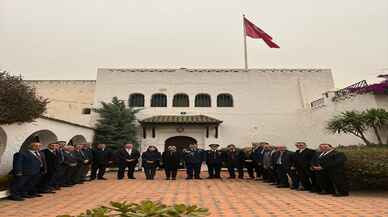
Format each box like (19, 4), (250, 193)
(141, 145), (161, 180)
(162, 146), (180, 180)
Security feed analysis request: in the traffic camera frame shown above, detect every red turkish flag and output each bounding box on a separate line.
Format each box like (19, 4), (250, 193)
(244, 17), (280, 48)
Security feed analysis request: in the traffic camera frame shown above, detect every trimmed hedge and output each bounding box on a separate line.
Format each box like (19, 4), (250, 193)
(338, 145), (388, 190)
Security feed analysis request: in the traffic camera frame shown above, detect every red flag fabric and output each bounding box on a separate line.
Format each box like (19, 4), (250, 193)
(244, 17), (280, 48)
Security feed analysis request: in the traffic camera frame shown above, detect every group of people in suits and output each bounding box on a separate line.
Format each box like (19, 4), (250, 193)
(9, 141), (114, 201)
(9, 140), (349, 201)
(254, 142), (349, 197)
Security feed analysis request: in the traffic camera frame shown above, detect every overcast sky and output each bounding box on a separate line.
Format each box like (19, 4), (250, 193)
(1, 0), (387, 88)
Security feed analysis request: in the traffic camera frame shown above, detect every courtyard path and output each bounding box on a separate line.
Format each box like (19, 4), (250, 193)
(0, 171), (387, 217)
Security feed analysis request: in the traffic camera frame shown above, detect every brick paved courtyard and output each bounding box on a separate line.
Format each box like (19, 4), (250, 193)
(0, 171), (387, 217)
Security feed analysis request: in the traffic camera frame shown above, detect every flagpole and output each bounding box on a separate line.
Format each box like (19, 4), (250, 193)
(243, 14), (248, 71)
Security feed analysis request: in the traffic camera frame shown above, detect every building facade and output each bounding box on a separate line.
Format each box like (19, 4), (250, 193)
(94, 68), (335, 152)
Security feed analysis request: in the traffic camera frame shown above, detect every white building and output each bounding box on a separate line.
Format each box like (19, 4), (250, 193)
(94, 68), (336, 152)
(1, 68), (386, 175)
(0, 117), (94, 175)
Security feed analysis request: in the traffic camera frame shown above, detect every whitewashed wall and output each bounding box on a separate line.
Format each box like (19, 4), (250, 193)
(304, 93), (388, 147)
(0, 118), (94, 175)
(94, 68), (334, 151)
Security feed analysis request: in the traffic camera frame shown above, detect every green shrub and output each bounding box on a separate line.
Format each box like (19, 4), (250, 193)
(0, 175), (11, 191)
(57, 200), (209, 217)
(338, 145), (388, 190)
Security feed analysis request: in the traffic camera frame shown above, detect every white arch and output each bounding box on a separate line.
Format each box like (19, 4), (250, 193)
(20, 129), (58, 151)
(0, 127), (7, 164)
(68, 134), (87, 145)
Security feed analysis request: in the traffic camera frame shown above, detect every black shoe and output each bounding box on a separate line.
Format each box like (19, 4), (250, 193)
(186, 177), (193, 180)
(228, 177), (235, 179)
(333, 193), (349, 197)
(194, 177), (202, 180)
(21, 194), (34, 198)
(9, 196), (25, 201)
(128, 177), (136, 179)
(29, 194), (43, 197)
(166, 177), (170, 180)
(97, 177), (107, 180)
(276, 185), (289, 188)
(172, 177), (176, 180)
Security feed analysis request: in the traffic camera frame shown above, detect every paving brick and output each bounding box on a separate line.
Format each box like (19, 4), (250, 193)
(0, 171), (387, 217)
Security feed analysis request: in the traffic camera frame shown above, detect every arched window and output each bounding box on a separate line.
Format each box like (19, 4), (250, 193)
(195, 94), (211, 107)
(129, 93), (145, 107)
(217, 94), (234, 107)
(151, 93), (167, 107)
(173, 94), (189, 107)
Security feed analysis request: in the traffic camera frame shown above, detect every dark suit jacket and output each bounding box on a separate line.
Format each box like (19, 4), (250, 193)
(222, 149), (244, 167)
(63, 151), (78, 167)
(252, 147), (264, 165)
(205, 150), (223, 165)
(93, 148), (114, 166)
(271, 150), (292, 169)
(141, 151), (161, 168)
(162, 151), (181, 170)
(116, 148), (140, 166)
(318, 150), (347, 174)
(294, 148), (316, 170)
(43, 149), (59, 175)
(13, 151), (42, 176)
(184, 149), (205, 164)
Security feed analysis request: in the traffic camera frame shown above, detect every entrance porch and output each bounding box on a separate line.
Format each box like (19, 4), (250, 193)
(138, 115), (222, 152)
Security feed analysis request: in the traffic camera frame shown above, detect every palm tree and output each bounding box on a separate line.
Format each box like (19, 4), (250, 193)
(363, 108), (388, 145)
(327, 111), (371, 145)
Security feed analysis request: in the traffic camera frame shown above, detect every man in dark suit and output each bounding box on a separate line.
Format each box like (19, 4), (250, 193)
(91, 143), (113, 180)
(311, 143), (349, 197)
(162, 145), (180, 180)
(223, 144), (244, 179)
(81, 143), (93, 181)
(252, 142), (265, 180)
(272, 145), (292, 188)
(116, 143), (140, 179)
(294, 142), (316, 191)
(205, 144), (223, 179)
(52, 141), (67, 188)
(73, 144), (91, 184)
(184, 143), (205, 179)
(262, 144), (275, 182)
(63, 145), (78, 186)
(9, 142), (44, 201)
(40, 142), (60, 192)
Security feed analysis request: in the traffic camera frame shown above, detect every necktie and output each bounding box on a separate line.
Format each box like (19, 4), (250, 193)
(35, 151), (43, 166)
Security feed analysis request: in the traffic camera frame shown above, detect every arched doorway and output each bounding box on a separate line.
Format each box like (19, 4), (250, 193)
(68, 135), (87, 146)
(165, 136), (197, 168)
(165, 136), (197, 154)
(20, 130), (57, 151)
(0, 127), (7, 163)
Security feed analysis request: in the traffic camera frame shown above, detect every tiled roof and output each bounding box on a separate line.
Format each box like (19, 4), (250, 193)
(139, 115), (222, 125)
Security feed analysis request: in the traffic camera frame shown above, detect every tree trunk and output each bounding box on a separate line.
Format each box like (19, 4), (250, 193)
(356, 129), (372, 146)
(372, 126), (383, 145)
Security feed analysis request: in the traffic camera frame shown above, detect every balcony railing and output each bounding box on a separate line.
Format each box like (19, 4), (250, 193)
(334, 80), (368, 98)
(310, 97), (325, 109)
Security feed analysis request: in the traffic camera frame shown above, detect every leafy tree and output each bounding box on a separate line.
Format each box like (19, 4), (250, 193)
(363, 108), (388, 145)
(0, 70), (48, 124)
(94, 97), (140, 149)
(326, 111), (371, 145)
